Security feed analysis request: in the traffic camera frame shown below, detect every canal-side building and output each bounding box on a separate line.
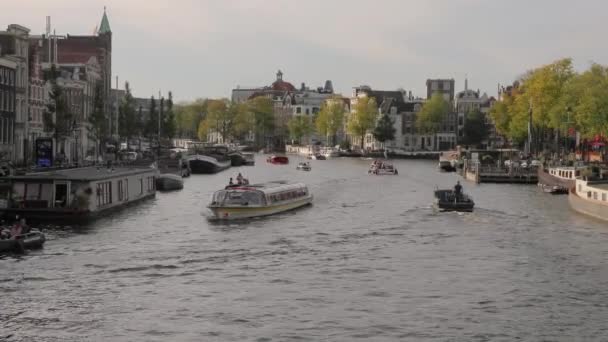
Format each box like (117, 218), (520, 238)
(0, 56), (16, 162)
(0, 24), (30, 165)
(28, 38), (49, 163)
(426, 78), (455, 103)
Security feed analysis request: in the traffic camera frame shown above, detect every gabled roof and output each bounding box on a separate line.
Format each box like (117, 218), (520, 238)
(98, 8), (111, 34)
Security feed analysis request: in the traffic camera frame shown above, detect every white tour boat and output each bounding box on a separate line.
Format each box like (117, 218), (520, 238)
(208, 181), (313, 220)
(296, 162), (311, 171)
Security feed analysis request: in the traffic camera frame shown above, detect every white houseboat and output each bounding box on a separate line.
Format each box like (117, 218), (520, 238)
(538, 165), (587, 190)
(208, 181), (312, 220)
(569, 177), (608, 221)
(0, 167), (157, 222)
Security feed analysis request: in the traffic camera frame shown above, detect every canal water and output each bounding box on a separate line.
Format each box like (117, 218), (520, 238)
(2, 156), (608, 341)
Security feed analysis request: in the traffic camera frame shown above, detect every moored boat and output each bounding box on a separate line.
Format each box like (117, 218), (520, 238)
(242, 153), (255, 166)
(267, 155), (289, 164)
(538, 165), (587, 191)
(0, 166), (157, 223)
(434, 189), (475, 212)
(156, 173), (184, 191)
(321, 148), (340, 158)
(368, 160), (398, 175)
(569, 177), (608, 221)
(188, 154), (231, 174)
(438, 160), (456, 172)
(208, 181), (312, 220)
(296, 162), (311, 171)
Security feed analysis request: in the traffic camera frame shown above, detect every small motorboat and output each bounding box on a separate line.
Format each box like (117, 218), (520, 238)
(434, 189), (475, 212)
(296, 162), (311, 171)
(0, 230), (46, 254)
(368, 160), (398, 175)
(267, 155), (289, 164)
(542, 184), (568, 194)
(156, 173), (184, 191)
(242, 152), (255, 166)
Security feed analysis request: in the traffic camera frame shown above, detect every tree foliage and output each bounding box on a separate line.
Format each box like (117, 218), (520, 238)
(175, 98), (207, 139)
(145, 96), (158, 139)
(316, 99), (345, 145)
(162, 91), (176, 140)
(248, 96), (275, 145)
(372, 114), (396, 143)
(416, 93), (449, 134)
(288, 115), (314, 144)
(118, 82), (137, 146)
(87, 82), (108, 156)
(43, 64), (73, 142)
(347, 96), (377, 149)
(461, 109), (488, 147)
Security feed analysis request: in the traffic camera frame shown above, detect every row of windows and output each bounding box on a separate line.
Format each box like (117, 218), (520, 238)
(28, 84), (46, 101)
(267, 189), (307, 203)
(295, 106), (320, 115)
(0, 68), (15, 86)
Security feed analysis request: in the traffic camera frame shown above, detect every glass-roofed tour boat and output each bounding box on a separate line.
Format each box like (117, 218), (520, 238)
(208, 181), (312, 220)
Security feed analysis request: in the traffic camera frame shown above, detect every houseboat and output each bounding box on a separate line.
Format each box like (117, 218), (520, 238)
(187, 144), (232, 174)
(538, 165), (587, 192)
(321, 147), (340, 158)
(569, 177), (608, 221)
(0, 166), (157, 222)
(208, 181), (312, 220)
(267, 155), (289, 164)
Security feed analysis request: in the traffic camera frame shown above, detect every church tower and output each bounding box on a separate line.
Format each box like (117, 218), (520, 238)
(97, 7), (113, 135)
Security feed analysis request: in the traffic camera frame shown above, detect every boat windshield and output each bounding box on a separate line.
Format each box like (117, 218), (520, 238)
(214, 190), (265, 206)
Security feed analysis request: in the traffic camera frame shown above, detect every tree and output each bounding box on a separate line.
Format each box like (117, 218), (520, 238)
(162, 91), (177, 140)
(197, 118), (210, 141)
(88, 83), (108, 158)
(175, 98), (208, 139)
(316, 99), (345, 146)
(43, 64), (74, 154)
(372, 113), (396, 146)
(233, 102), (255, 142)
(347, 96), (377, 149)
(118, 82), (137, 149)
(461, 109), (488, 147)
(145, 96), (158, 139)
(287, 115), (314, 144)
(248, 96), (274, 147)
(205, 99), (234, 143)
(416, 93), (449, 150)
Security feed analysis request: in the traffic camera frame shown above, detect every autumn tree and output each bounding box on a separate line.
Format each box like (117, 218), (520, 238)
(247, 96), (274, 147)
(416, 93), (449, 149)
(288, 115), (314, 144)
(347, 96), (377, 149)
(316, 99), (345, 146)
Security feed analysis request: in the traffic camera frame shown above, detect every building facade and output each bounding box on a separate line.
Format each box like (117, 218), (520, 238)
(426, 78), (455, 103)
(0, 24), (30, 165)
(0, 56), (16, 161)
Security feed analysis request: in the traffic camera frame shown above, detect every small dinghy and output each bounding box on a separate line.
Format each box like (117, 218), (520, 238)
(0, 230), (46, 254)
(434, 189), (475, 212)
(156, 173), (184, 191)
(296, 162), (311, 171)
(542, 184), (568, 194)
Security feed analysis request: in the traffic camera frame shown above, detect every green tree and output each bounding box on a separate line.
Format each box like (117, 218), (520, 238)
(461, 109), (488, 147)
(87, 83), (108, 158)
(162, 91), (177, 141)
(248, 96), (274, 147)
(43, 64), (74, 152)
(288, 115), (314, 144)
(175, 98), (208, 139)
(233, 102), (254, 142)
(204, 99), (235, 143)
(347, 96), (377, 149)
(416, 93), (449, 149)
(145, 96), (158, 139)
(316, 99), (345, 146)
(372, 113), (396, 146)
(118, 82), (137, 149)
(197, 118), (210, 141)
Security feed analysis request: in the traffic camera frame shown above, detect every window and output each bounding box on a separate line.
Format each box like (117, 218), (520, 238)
(118, 180), (124, 201)
(147, 176), (155, 191)
(140, 178), (144, 195)
(96, 181), (112, 206)
(593, 192), (598, 200)
(296, 107), (301, 114)
(305, 108), (310, 115)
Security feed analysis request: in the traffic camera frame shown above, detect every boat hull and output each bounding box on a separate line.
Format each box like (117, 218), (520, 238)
(189, 158), (231, 174)
(209, 196), (312, 220)
(156, 174), (184, 191)
(0, 231), (46, 253)
(568, 189), (608, 221)
(434, 190), (474, 212)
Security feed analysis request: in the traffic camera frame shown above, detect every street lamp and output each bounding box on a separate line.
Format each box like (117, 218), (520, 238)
(564, 106), (572, 157)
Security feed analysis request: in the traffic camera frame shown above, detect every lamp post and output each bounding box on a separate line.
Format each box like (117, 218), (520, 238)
(564, 106), (572, 158)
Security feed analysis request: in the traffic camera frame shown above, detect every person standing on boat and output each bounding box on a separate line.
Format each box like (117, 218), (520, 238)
(229, 178), (234, 186)
(236, 173), (244, 185)
(454, 181), (463, 199)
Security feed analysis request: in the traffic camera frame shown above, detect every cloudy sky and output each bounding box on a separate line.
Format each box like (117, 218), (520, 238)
(5, 0), (608, 102)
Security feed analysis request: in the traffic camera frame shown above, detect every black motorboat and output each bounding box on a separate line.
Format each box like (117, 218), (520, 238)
(434, 189), (475, 212)
(0, 230), (46, 254)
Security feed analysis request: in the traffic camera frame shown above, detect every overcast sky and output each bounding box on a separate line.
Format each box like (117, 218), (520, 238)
(5, 0), (608, 102)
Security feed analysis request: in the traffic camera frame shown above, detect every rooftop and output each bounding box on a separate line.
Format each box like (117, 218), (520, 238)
(9, 166), (155, 182)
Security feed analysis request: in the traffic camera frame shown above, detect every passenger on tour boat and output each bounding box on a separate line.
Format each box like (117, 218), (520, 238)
(229, 177), (234, 186)
(237, 173), (244, 185)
